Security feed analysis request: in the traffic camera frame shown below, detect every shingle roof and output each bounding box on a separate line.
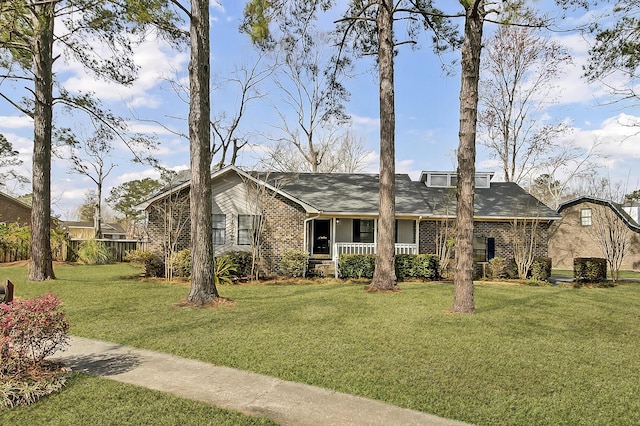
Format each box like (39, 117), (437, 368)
(139, 165), (559, 220)
(425, 182), (559, 219)
(256, 172), (432, 216)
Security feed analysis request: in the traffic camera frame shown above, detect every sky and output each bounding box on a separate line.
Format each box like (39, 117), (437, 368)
(1, 1), (639, 219)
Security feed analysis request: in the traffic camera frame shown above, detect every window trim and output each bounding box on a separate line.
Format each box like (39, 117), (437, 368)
(353, 219), (374, 243)
(212, 213), (226, 245)
(238, 214), (261, 245)
(580, 208), (592, 226)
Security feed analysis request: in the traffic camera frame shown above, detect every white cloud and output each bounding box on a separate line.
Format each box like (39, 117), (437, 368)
(56, 36), (188, 108)
(0, 115), (33, 129)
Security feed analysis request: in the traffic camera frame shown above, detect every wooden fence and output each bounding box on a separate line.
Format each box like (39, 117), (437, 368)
(64, 239), (143, 262)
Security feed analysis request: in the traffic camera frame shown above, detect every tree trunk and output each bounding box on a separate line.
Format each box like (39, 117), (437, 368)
(187, 0), (218, 302)
(368, 0), (397, 291)
(452, 1), (485, 313)
(28, 3), (55, 281)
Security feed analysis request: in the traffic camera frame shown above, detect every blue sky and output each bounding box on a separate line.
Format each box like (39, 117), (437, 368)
(1, 1), (639, 219)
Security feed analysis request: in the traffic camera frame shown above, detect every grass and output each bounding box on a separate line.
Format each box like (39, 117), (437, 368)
(552, 268), (640, 279)
(3, 263), (640, 425)
(1, 374), (276, 425)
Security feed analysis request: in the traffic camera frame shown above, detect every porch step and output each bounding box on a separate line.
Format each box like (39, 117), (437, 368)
(308, 259), (336, 278)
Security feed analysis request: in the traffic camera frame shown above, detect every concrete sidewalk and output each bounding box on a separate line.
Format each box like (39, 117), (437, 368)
(51, 336), (472, 426)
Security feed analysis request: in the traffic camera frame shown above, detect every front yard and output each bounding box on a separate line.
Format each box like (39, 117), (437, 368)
(2, 263), (640, 425)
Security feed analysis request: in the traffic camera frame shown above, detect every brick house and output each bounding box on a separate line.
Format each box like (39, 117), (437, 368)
(138, 166), (559, 276)
(0, 191), (33, 226)
(548, 197), (640, 271)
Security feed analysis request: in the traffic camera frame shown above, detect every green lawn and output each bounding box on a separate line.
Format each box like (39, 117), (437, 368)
(3, 263), (640, 425)
(1, 374), (276, 425)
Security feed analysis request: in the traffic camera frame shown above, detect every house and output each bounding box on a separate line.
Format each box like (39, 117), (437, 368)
(62, 221), (139, 262)
(0, 191), (34, 226)
(138, 166), (559, 276)
(548, 196), (640, 271)
(62, 221), (129, 240)
(0, 191), (59, 227)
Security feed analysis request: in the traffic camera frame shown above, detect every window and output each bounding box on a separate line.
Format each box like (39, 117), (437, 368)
(429, 174), (449, 187)
(353, 219), (374, 243)
(473, 237), (488, 262)
(238, 215), (261, 245)
(581, 208), (592, 226)
(213, 214), (225, 244)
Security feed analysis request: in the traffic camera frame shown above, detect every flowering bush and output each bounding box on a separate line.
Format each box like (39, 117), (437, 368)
(1, 293), (70, 377)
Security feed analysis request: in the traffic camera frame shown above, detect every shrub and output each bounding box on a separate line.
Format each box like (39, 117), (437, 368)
(0, 294), (70, 408)
(76, 239), (112, 265)
(530, 257), (552, 282)
(224, 251), (253, 278)
(213, 256), (238, 285)
(413, 254), (439, 280)
(279, 250), (309, 277)
(394, 254), (415, 280)
(396, 254), (439, 280)
(574, 257), (607, 285)
(124, 250), (164, 277)
(1, 294), (70, 376)
(338, 254), (376, 279)
(487, 257), (508, 279)
(169, 249), (192, 277)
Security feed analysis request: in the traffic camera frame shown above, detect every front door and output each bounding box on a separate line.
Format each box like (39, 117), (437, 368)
(313, 220), (331, 256)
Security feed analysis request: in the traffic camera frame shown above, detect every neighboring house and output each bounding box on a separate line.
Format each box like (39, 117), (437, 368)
(549, 197), (640, 271)
(62, 221), (138, 262)
(0, 191), (32, 226)
(0, 191), (58, 227)
(63, 221), (128, 240)
(138, 166), (559, 276)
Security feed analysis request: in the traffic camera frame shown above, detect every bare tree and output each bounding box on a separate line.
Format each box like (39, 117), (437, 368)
(590, 205), (629, 283)
(62, 127), (117, 238)
(211, 53), (276, 170)
(260, 129), (370, 173)
(149, 184), (191, 282)
(478, 23), (572, 184)
(511, 217), (539, 279)
(263, 30), (352, 173)
(525, 136), (604, 209)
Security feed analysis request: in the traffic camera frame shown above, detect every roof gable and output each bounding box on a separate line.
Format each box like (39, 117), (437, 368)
(558, 196), (640, 232)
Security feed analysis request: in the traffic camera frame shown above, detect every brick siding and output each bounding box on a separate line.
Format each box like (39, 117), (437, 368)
(420, 219), (550, 259)
(549, 202), (640, 270)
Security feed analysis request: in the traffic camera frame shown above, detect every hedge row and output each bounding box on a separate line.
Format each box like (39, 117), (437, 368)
(338, 254), (439, 280)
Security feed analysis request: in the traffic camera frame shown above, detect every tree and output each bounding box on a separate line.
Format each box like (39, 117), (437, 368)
(588, 200), (631, 282)
(584, 0), (640, 105)
(451, 0), (487, 314)
(244, 0), (457, 292)
(262, 30), (352, 173)
(185, 0), (219, 303)
(63, 127), (117, 238)
(211, 54), (276, 170)
(0, 134), (27, 191)
(77, 190), (98, 222)
(261, 129), (370, 173)
(0, 0), (184, 281)
(107, 178), (164, 237)
(478, 23), (572, 184)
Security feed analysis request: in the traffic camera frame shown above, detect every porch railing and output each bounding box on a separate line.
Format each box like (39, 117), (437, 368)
(333, 242), (418, 259)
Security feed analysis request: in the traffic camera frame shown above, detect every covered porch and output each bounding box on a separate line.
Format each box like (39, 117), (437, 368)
(304, 216), (420, 276)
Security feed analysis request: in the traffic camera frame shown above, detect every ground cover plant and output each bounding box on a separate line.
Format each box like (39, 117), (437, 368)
(2, 263), (640, 425)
